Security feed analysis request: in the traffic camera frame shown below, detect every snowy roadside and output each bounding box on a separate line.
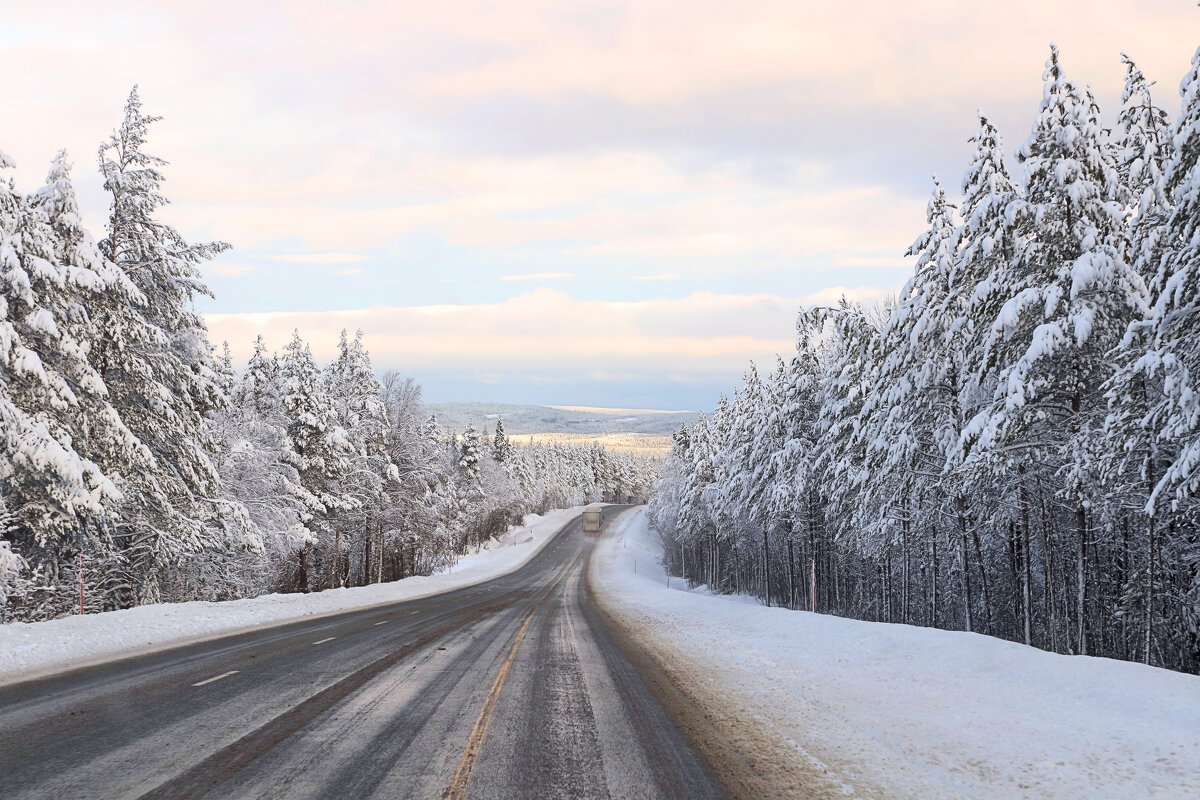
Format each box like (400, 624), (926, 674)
(591, 508), (1200, 800)
(0, 506), (586, 687)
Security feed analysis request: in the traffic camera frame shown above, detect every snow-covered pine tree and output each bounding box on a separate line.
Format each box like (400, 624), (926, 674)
(968, 45), (1145, 653)
(1117, 54), (1175, 293)
(1126, 46), (1200, 665)
(1101, 54), (1179, 665)
(813, 299), (881, 616)
(863, 178), (980, 629)
(767, 334), (821, 610)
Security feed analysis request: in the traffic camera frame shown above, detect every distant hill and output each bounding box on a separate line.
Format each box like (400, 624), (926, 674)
(422, 402), (698, 437)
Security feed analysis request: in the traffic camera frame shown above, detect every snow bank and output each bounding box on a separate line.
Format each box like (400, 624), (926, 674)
(592, 508), (1200, 799)
(0, 507), (584, 686)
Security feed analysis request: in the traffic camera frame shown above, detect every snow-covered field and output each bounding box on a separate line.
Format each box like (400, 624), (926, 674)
(592, 508), (1200, 799)
(0, 506), (585, 687)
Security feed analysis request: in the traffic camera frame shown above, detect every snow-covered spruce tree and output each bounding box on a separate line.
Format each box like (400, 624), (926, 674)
(458, 423), (482, 485)
(279, 330), (357, 591)
(492, 416), (512, 464)
(233, 335), (284, 417)
(201, 334), (319, 598)
(0, 495), (35, 622)
(215, 341), (236, 398)
(1, 150), (139, 618)
(324, 329), (397, 587)
(96, 87), (231, 606)
(378, 374), (444, 580)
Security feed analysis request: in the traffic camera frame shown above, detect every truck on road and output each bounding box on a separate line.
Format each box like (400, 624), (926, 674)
(581, 509), (603, 535)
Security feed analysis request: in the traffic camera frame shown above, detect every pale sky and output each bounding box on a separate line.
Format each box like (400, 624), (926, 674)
(3, 1), (1197, 408)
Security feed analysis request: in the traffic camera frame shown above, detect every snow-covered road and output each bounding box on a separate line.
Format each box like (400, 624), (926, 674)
(0, 506), (587, 686)
(591, 508), (1200, 799)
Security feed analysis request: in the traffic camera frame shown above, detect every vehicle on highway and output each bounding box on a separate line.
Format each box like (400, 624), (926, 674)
(581, 509), (603, 535)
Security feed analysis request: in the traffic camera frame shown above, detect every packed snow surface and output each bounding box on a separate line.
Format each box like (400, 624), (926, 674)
(592, 508), (1200, 799)
(0, 507), (584, 686)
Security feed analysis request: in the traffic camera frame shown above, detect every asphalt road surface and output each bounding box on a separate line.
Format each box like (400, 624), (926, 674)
(0, 506), (726, 800)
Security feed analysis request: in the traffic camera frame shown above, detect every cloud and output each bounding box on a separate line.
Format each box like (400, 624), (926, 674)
(6, 0), (1198, 407)
(207, 261), (253, 276)
(833, 255), (913, 269)
(501, 272), (572, 281)
(269, 252), (367, 264)
(205, 287), (886, 377)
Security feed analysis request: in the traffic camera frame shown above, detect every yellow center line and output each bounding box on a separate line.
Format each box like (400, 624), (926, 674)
(444, 551), (583, 800)
(443, 609), (536, 800)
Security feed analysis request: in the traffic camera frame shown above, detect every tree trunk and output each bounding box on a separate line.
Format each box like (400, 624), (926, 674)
(376, 519), (384, 585)
(1019, 484), (1033, 646)
(809, 513), (817, 612)
(1076, 502), (1089, 656)
(902, 500), (911, 625)
(930, 536), (939, 628)
(762, 527), (771, 608)
(1144, 453), (1157, 667)
(1119, 515), (1129, 660)
(956, 496), (973, 633)
(298, 545), (309, 594)
(883, 541), (892, 623)
(971, 523), (993, 635)
(787, 537), (796, 610)
(1145, 512), (1155, 666)
(1007, 519), (1020, 639)
(1039, 488), (1060, 654)
(364, 530), (372, 587)
(332, 528), (341, 589)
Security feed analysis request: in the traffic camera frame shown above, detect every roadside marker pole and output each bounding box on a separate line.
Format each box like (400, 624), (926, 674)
(78, 553), (84, 615)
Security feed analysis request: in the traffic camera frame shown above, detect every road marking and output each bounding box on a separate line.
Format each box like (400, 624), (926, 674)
(312, 637), (337, 645)
(373, 621), (389, 626)
(410, 611), (420, 615)
(192, 670), (239, 687)
(444, 608), (537, 800)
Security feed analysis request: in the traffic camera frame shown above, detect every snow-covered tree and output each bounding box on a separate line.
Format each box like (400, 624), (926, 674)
(95, 87), (232, 606)
(492, 417), (512, 464)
